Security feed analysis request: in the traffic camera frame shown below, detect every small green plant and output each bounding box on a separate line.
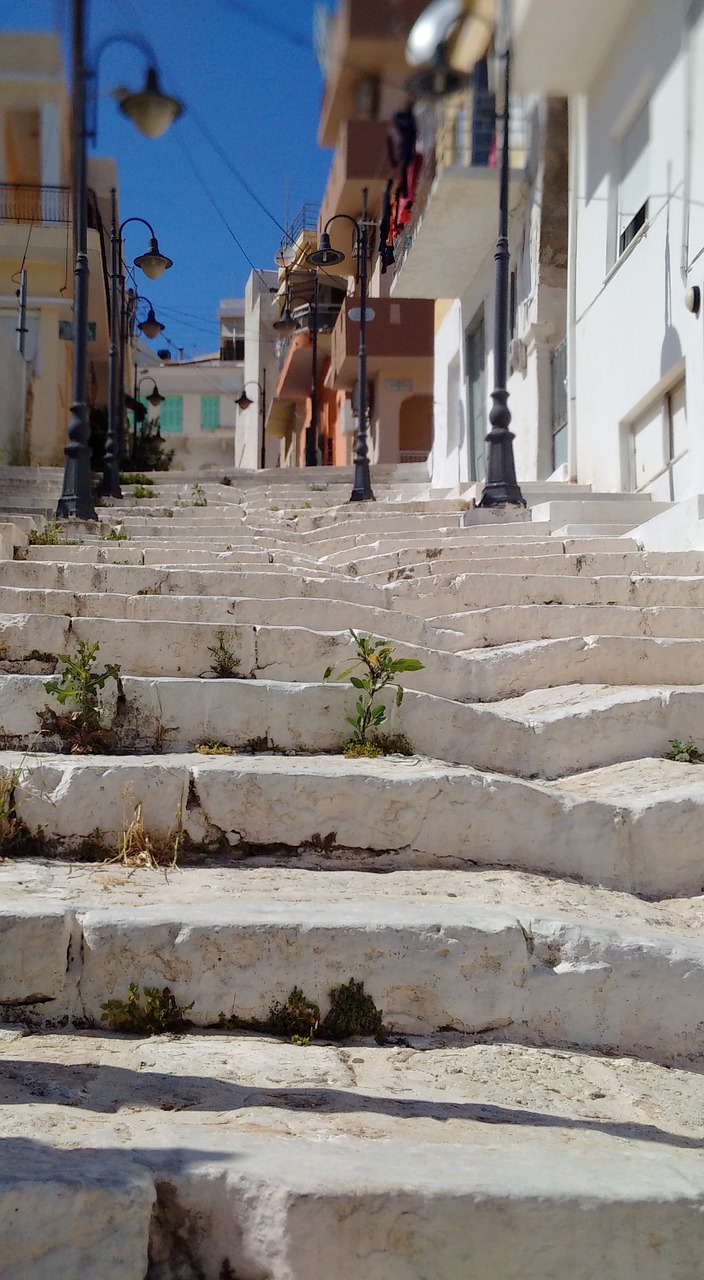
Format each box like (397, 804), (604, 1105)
(132, 485), (155, 499)
(164, 508), (174, 518)
(137, 586), (160, 596)
(268, 987), (320, 1043)
(191, 482), (208, 507)
(668, 739), (704, 763)
(320, 978), (384, 1041)
(208, 630), (240, 678)
(100, 528), (130, 542)
(29, 517), (79, 547)
(100, 983), (193, 1034)
(266, 979), (384, 1045)
(324, 630), (424, 752)
(119, 472), (150, 485)
(44, 640), (120, 752)
(195, 740), (233, 755)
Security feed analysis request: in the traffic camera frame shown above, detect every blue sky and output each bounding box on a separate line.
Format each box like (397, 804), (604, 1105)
(4, 0), (333, 356)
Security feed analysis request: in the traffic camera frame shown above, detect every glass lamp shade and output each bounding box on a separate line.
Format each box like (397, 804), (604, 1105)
(147, 387), (164, 407)
(236, 392), (254, 410)
(119, 67), (184, 140)
(134, 237), (173, 280)
(406, 0), (464, 65)
(138, 308), (165, 340)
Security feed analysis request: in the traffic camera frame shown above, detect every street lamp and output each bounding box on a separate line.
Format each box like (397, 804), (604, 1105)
(56, 0), (183, 521)
(307, 188), (375, 502)
(236, 375), (267, 470)
(132, 374), (165, 466)
(102, 196), (173, 499)
(406, 0), (525, 508)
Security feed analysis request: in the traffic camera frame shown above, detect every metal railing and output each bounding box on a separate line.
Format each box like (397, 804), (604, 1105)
(399, 450), (430, 464)
(0, 183), (70, 224)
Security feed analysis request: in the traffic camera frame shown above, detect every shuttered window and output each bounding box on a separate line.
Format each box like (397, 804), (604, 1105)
(159, 395), (183, 434)
(200, 396), (220, 430)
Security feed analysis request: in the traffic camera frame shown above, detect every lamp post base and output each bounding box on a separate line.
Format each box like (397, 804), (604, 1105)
(350, 462), (375, 502)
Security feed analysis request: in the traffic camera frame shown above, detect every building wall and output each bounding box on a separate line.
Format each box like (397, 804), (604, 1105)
(571, 0), (702, 497)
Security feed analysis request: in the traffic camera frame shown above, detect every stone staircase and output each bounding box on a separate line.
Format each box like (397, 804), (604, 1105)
(1, 471), (704, 1278)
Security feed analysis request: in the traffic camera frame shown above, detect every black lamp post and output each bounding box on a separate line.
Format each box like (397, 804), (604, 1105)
(236, 375), (267, 470)
(102, 197), (173, 499)
(307, 188), (375, 502)
(406, 0), (525, 509)
(56, 0), (183, 521)
(132, 374), (164, 465)
(476, 31), (525, 508)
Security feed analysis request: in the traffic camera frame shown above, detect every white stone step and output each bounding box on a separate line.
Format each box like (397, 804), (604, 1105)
(3, 749), (704, 895)
(2, 856), (703, 1057)
(5, 613), (704, 700)
(430, 603), (704, 647)
(2, 1028), (704, 1279)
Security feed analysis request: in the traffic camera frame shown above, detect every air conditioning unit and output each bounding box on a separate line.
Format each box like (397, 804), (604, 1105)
(509, 337), (527, 374)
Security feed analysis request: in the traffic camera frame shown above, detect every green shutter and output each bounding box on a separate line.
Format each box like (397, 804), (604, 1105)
(200, 395), (220, 431)
(159, 396), (183, 434)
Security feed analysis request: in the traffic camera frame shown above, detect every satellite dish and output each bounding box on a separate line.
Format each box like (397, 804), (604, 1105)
(406, 0), (464, 66)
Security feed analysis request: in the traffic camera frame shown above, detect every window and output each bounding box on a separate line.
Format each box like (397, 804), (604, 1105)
(631, 380), (686, 498)
(200, 396), (220, 431)
(618, 102), (650, 257)
(159, 395), (183, 434)
(465, 308), (486, 482)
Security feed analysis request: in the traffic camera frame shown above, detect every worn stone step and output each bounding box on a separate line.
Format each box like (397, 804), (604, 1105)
(2, 749), (704, 895)
(5, 616), (704, 700)
(6, 556), (704, 616)
(1, 860), (703, 1059)
(0, 585), (464, 650)
(2, 1029), (703, 1280)
(431, 603), (704, 646)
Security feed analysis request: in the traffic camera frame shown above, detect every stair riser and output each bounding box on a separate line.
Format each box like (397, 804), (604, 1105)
(4, 751), (703, 896)
(2, 898), (702, 1062)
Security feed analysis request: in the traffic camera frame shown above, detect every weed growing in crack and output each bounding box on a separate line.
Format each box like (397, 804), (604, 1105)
(28, 517), (80, 546)
(44, 641), (121, 753)
(0, 767), (37, 857)
(132, 484), (155, 499)
(100, 983), (193, 1034)
(668, 739), (704, 763)
(101, 527), (130, 542)
(207, 630), (240, 678)
(320, 978), (384, 1040)
(324, 630), (424, 754)
(195, 740), (233, 755)
(191, 482), (208, 507)
(268, 987), (320, 1043)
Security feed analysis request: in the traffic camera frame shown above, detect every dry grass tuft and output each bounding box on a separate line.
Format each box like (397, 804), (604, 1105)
(110, 801), (182, 870)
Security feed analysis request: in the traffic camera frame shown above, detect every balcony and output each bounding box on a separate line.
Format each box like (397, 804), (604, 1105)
(328, 295), (434, 389)
(319, 119), (390, 246)
(512, 0), (639, 93)
(391, 95), (528, 301)
(275, 332), (314, 401)
(318, 0), (429, 147)
(0, 183), (69, 223)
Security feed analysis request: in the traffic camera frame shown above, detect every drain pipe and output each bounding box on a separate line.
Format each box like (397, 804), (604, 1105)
(566, 96), (581, 483)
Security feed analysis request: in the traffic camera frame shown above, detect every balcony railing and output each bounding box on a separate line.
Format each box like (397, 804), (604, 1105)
(0, 183), (70, 224)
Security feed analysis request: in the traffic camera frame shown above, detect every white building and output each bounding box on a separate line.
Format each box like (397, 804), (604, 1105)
(546, 0), (702, 504)
(401, 0), (704, 524)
